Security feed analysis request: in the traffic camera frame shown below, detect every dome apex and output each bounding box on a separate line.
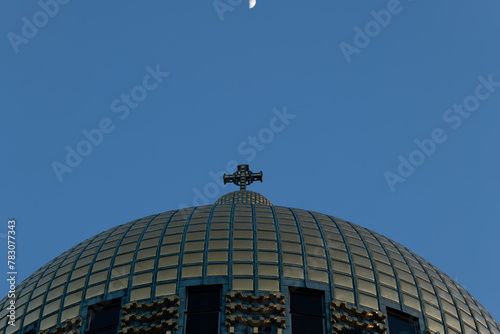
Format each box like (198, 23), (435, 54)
(218, 164), (270, 204)
(215, 190), (272, 205)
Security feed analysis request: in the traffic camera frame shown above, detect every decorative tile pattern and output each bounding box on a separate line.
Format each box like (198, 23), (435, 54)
(119, 296), (180, 334)
(330, 301), (387, 333)
(225, 291), (286, 334)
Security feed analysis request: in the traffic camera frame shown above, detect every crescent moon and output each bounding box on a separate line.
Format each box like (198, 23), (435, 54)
(249, 0), (256, 8)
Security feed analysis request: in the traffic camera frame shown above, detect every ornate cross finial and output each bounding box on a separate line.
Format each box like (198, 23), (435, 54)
(223, 165), (263, 191)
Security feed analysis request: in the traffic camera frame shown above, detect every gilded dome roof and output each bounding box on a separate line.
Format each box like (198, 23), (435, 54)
(1, 197), (499, 334)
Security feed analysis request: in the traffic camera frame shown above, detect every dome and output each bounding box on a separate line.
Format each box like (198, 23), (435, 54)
(1, 166), (499, 334)
(1, 198), (499, 334)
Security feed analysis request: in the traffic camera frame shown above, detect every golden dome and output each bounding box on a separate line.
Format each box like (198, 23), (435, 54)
(1, 198), (499, 334)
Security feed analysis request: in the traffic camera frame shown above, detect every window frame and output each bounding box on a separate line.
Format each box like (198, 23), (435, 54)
(184, 285), (222, 334)
(85, 298), (122, 334)
(289, 287), (326, 334)
(386, 307), (421, 334)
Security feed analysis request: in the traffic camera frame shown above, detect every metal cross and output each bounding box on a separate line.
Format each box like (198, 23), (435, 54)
(223, 165), (263, 191)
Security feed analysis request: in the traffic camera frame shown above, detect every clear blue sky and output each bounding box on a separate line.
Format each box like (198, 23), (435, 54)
(1, 0), (499, 322)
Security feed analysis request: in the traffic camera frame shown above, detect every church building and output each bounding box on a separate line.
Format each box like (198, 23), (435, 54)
(1, 165), (499, 334)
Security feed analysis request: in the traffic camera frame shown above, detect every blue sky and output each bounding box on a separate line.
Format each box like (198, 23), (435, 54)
(1, 0), (499, 322)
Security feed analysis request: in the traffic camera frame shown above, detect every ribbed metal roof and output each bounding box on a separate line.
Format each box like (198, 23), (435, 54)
(1, 196), (498, 334)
